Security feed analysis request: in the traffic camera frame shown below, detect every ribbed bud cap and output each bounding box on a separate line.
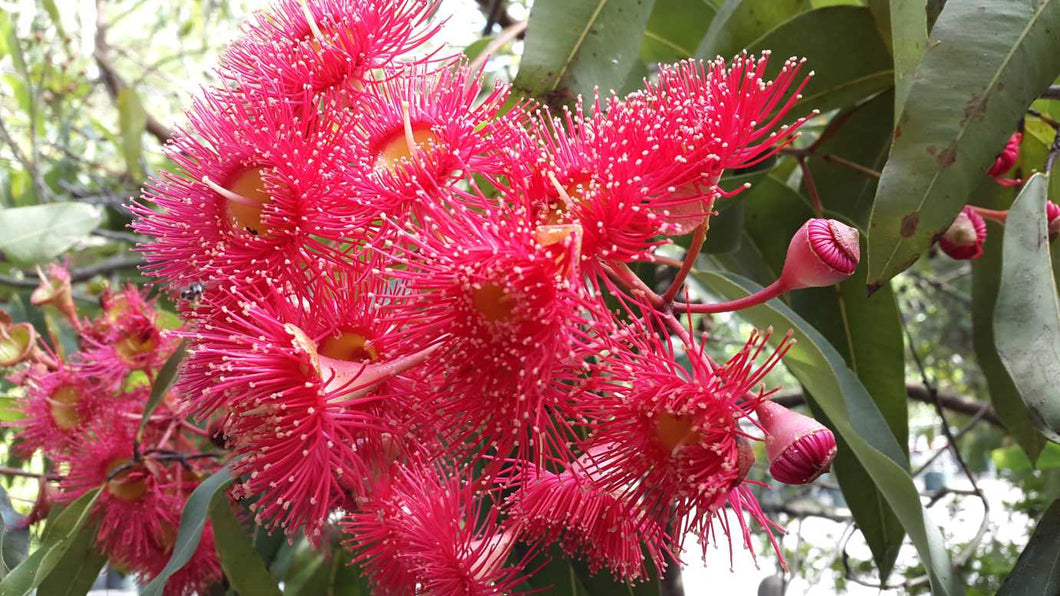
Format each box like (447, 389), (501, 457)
(939, 206), (986, 260)
(780, 219), (860, 289)
(756, 400), (837, 485)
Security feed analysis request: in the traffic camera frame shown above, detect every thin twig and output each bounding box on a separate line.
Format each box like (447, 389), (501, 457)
(0, 466), (60, 481)
(771, 384), (1003, 428)
(0, 254), (143, 288)
(797, 157), (823, 217)
(1027, 107), (1060, 129)
(1042, 85), (1060, 101)
(468, 20), (528, 72)
(820, 154), (881, 179)
(1045, 125), (1060, 174)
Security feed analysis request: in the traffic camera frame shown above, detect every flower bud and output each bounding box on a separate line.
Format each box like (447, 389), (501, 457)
(987, 132), (1021, 178)
(756, 400), (837, 485)
(780, 219), (860, 289)
(939, 206), (986, 260)
(1047, 200), (1060, 242)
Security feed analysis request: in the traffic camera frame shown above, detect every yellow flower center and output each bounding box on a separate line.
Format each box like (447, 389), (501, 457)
(471, 283), (515, 323)
(223, 167), (273, 237)
(318, 328), (380, 363)
(103, 458), (148, 501)
(374, 126), (439, 173)
(49, 385), (82, 430)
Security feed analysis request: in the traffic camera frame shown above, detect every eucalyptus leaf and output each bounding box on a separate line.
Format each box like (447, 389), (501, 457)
(0, 203), (102, 265)
(866, 0), (1060, 286)
(209, 495), (282, 596)
(137, 341), (188, 442)
(514, 0), (657, 109)
(994, 173), (1060, 442)
(997, 498), (1060, 595)
(142, 466), (234, 596)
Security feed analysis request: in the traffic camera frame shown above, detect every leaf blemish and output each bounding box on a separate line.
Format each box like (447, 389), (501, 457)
(900, 213), (919, 238)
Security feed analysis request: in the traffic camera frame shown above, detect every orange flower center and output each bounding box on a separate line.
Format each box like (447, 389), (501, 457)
(471, 283), (515, 323)
(373, 125), (439, 173)
(654, 412), (700, 452)
(49, 385), (82, 430)
(103, 458), (148, 501)
(223, 167), (274, 237)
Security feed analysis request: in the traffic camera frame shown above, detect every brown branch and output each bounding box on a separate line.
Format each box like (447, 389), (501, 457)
(0, 254), (143, 288)
(771, 383), (1002, 428)
(93, 0), (171, 144)
(0, 466), (60, 481)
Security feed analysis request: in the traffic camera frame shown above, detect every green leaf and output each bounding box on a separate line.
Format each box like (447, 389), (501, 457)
(40, 0), (65, 37)
(117, 87), (148, 179)
(991, 443), (1060, 473)
(997, 498), (1060, 595)
(143, 466), (234, 596)
(745, 7), (894, 114)
(737, 178), (906, 579)
(690, 270), (957, 596)
(36, 525), (107, 596)
(695, 0), (809, 60)
(994, 173), (1060, 442)
(514, 0), (658, 109)
(701, 200), (745, 253)
(0, 485), (28, 576)
(209, 495), (282, 596)
(805, 89), (895, 228)
(0, 203), (102, 265)
(888, 0), (928, 116)
(866, 0), (1060, 286)
(971, 175), (1047, 462)
(0, 489), (101, 596)
(137, 341), (187, 442)
(640, 0), (718, 62)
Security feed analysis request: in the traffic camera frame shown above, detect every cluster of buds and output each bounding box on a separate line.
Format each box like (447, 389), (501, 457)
(2, 269), (222, 596)
(939, 132), (1060, 261)
(3, 1), (858, 592)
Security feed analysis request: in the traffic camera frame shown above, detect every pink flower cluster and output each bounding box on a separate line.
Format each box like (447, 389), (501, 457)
(1, 1), (854, 592)
(2, 267), (222, 596)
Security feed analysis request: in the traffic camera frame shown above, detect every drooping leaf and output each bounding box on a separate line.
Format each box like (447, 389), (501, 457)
(994, 173), (1060, 442)
(142, 466), (234, 596)
(137, 341), (187, 442)
(997, 498), (1060, 595)
(640, 0), (718, 62)
(117, 87), (148, 179)
(690, 270), (956, 595)
(745, 7), (894, 114)
(514, 0), (658, 109)
(695, 0), (809, 60)
(0, 489), (101, 596)
(866, 0), (1060, 286)
(209, 495), (282, 596)
(0, 203), (102, 265)
(971, 176), (1046, 462)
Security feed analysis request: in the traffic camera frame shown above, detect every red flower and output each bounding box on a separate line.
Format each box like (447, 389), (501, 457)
(583, 311), (790, 557)
(12, 364), (109, 455)
(131, 86), (364, 290)
(987, 131), (1022, 185)
(346, 462), (532, 595)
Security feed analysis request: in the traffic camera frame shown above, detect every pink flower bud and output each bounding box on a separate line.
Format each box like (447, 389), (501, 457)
(1047, 200), (1060, 242)
(987, 132), (1021, 178)
(756, 400), (837, 485)
(780, 219), (860, 289)
(939, 206), (986, 260)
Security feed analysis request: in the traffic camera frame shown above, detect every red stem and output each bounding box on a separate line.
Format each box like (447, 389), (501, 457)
(968, 205), (1008, 224)
(677, 279), (787, 314)
(662, 223), (707, 304)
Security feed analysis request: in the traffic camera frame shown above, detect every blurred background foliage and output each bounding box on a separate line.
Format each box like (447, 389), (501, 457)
(1, 0), (1059, 594)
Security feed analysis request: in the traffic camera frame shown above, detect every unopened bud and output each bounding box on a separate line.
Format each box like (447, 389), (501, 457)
(780, 219), (860, 289)
(1047, 201), (1060, 242)
(987, 132), (1021, 178)
(939, 206), (986, 260)
(756, 400), (836, 485)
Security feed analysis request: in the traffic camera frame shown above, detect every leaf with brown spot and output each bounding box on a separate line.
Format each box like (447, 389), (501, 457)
(867, 0), (1060, 286)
